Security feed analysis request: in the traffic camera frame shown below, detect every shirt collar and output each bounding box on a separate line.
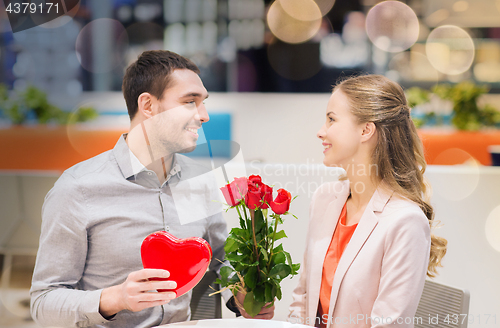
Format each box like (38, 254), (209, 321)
(113, 134), (182, 181)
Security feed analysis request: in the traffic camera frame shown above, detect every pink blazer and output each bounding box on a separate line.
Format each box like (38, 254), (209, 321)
(288, 180), (431, 328)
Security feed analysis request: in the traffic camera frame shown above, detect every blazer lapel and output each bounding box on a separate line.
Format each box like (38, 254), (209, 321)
(326, 187), (394, 324)
(307, 181), (350, 320)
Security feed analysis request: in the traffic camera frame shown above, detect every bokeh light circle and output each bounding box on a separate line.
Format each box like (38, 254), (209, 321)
(432, 148), (480, 201)
(365, 1), (419, 53)
(75, 19), (129, 73)
(313, 0), (336, 16)
(267, 0), (322, 44)
(426, 25), (475, 75)
(485, 205), (500, 252)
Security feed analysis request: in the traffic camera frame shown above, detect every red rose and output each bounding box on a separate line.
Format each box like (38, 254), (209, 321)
(245, 184), (262, 210)
(259, 183), (273, 209)
(244, 175), (273, 210)
(248, 175), (262, 188)
(270, 188), (291, 214)
(220, 177), (248, 206)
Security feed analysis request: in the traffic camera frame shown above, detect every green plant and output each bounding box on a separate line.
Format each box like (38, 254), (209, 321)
(405, 82), (500, 130)
(432, 82), (500, 130)
(0, 84), (98, 125)
(216, 176), (300, 317)
(406, 86), (435, 128)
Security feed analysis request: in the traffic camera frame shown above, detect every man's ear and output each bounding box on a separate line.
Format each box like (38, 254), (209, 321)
(360, 122), (377, 143)
(137, 92), (155, 118)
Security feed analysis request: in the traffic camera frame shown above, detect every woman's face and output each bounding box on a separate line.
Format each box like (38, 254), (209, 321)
(317, 89), (366, 168)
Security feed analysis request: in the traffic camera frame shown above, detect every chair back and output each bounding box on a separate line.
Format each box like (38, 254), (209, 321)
(190, 270), (222, 320)
(415, 279), (470, 328)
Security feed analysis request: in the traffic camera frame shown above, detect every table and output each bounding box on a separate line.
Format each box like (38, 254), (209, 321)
(156, 318), (311, 328)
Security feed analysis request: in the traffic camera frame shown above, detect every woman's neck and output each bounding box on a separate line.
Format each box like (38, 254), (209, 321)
(346, 171), (379, 210)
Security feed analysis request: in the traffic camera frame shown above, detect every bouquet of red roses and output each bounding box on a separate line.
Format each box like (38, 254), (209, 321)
(216, 175), (300, 317)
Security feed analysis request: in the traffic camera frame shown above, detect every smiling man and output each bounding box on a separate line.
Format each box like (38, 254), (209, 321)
(29, 51), (273, 328)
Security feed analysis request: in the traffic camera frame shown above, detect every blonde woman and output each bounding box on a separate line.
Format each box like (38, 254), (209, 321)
(288, 75), (447, 328)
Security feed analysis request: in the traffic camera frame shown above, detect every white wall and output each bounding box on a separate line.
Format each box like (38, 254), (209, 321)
(71, 92), (332, 165)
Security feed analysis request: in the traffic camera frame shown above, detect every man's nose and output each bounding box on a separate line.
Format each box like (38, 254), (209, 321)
(196, 103), (209, 123)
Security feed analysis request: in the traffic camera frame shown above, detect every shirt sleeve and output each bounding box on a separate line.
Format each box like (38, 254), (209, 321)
(370, 211), (431, 328)
(30, 172), (111, 327)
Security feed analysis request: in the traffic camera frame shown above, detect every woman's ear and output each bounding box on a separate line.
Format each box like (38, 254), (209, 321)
(137, 92), (155, 118)
(360, 122), (377, 143)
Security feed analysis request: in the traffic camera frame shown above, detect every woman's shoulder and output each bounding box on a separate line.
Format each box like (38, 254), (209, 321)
(380, 193), (430, 231)
(312, 179), (349, 202)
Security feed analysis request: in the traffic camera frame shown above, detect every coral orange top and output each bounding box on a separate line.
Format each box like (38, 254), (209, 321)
(318, 202), (358, 327)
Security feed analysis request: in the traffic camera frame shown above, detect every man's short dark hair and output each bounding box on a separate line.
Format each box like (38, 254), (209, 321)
(122, 50), (200, 120)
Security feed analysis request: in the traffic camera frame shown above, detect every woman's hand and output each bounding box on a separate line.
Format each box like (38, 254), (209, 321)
(235, 291), (275, 320)
(99, 269), (177, 318)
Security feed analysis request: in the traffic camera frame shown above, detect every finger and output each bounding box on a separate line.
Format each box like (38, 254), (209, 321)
(132, 269), (170, 281)
(132, 298), (174, 312)
(135, 291), (177, 303)
(143, 280), (177, 292)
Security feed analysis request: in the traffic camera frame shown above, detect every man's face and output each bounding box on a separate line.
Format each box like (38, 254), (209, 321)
(145, 69), (209, 158)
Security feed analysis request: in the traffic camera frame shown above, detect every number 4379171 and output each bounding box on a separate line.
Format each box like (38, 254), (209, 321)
(6, 2), (59, 14)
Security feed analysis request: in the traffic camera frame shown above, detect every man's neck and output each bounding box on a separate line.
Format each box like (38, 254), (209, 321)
(126, 123), (174, 184)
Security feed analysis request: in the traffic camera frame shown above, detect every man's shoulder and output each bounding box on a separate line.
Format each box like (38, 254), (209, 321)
(63, 149), (115, 181)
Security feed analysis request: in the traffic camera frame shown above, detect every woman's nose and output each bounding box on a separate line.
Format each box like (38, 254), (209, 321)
(317, 124), (326, 139)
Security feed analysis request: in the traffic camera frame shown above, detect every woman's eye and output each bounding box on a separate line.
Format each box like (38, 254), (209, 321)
(328, 117), (335, 122)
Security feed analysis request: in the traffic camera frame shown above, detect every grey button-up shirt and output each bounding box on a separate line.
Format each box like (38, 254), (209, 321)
(30, 135), (231, 328)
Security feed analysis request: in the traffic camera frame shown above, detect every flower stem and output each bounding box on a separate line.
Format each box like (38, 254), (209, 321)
(268, 214), (279, 272)
(250, 209), (259, 262)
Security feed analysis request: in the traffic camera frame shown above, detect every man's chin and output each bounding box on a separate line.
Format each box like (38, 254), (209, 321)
(176, 144), (197, 154)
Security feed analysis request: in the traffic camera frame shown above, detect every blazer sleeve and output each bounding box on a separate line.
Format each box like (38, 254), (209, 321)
(370, 209), (431, 328)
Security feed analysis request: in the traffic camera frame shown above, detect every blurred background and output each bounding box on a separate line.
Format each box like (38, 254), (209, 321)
(1, 0), (500, 327)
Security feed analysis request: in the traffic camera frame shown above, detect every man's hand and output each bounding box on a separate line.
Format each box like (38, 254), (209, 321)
(235, 291), (275, 320)
(99, 269), (177, 318)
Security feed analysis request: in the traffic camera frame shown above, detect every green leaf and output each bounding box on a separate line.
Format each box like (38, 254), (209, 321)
(273, 244), (283, 253)
(292, 263), (301, 274)
(229, 227), (248, 241)
(259, 247), (269, 262)
(276, 284), (282, 300)
(272, 230), (287, 241)
(244, 291), (266, 317)
(272, 251), (286, 265)
(226, 253), (244, 262)
(239, 217), (246, 229)
(269, 263), (291, 281)
(229, 274), (240, 284)
(265, 282), (275, 303)
(244, 266), (258, 289)
(284, 250), (293, 266)
(253, 285), (266, 302)
(218, 266), (233, 286)
(254, 209), (265, 233)
(224, 238), (240, 253)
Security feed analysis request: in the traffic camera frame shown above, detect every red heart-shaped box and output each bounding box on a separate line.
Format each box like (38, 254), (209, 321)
(141, 231), (212, 297)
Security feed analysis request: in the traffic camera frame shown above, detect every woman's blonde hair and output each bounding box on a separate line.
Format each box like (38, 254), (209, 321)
(334, 74), (447, 277)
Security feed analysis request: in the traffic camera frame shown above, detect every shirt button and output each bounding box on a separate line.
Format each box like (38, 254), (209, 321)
(147, 172), (153, 176)
(165, 226), (170, 232)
